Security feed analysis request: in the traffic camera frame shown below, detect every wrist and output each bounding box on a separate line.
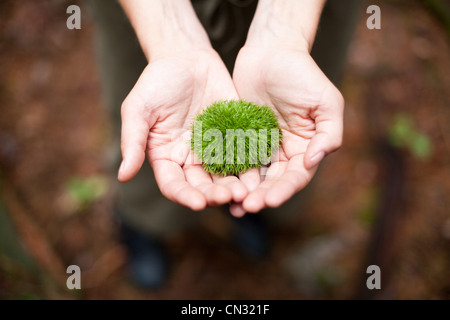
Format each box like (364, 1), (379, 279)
(119, 0), (212, 60)
(245, 0), (325, 53)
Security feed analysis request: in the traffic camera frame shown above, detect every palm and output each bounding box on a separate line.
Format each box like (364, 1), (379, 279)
(233, 47), (344, 213)
(120, 50), (248, 210)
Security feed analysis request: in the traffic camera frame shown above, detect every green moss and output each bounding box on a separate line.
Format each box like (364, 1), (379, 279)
(191, 100), (282, 176)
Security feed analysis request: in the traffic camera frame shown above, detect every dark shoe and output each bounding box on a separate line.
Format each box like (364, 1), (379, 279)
(230, 212), (270, 260)
(119, 222), (169, 290)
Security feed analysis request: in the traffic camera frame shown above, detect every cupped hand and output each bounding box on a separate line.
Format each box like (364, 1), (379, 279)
(231, 46), (344, 215)
(118, 49), (248, 211)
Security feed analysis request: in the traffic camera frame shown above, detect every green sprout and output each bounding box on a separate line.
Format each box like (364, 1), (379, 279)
(67, 175), (108, 211)
(388, 113), (433, 160)
(191, 100), (282, 176)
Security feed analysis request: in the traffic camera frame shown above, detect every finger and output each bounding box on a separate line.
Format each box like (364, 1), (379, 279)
(118, 95), (156, 182)
(265, 154), (316, 208)
(229, 202), (246, 218)
(238, 168), (261, 192)
(212, 175), (248, 202)
(242, 183), (270, 213)
(184, 165), (232, 206)
(304, 89), (344, 169)
(152, 160), (206, 211)
(242, 161), (288, 213)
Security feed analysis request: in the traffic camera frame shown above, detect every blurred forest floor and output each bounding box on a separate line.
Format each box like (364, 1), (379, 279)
(0, 0), (449, 299)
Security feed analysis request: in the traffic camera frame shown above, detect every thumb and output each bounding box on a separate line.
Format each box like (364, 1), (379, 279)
(118, 96), (155, 182)
(304, 91), (344, 169)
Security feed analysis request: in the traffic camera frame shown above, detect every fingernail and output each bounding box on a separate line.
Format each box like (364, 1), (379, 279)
(309, 151), (325, 168)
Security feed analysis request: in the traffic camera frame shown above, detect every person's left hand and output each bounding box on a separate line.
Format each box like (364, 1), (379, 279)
(231, 45), (344, 216)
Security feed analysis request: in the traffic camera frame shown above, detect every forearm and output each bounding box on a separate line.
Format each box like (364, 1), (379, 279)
(246, 0), (326, 52)
(119, 0), (211, 60)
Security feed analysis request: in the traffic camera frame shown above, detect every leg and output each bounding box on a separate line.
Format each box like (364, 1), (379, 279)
(267, 0), (364, 224)
(87, 0), (200, 238)
(87, 0), (200, 289)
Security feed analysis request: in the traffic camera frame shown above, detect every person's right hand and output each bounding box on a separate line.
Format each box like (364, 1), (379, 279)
(118, 49), (248, 211)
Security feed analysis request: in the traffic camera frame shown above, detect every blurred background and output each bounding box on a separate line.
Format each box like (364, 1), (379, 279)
(0, 0), (449, 299)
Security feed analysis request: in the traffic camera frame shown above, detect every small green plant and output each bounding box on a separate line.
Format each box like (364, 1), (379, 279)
(191, 100), (282, 176)
(388, 113), (432, 160)
(67, 175), (108, 211)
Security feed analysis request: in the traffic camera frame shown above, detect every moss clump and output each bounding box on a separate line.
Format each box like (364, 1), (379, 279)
(191, 100), (282, 176)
